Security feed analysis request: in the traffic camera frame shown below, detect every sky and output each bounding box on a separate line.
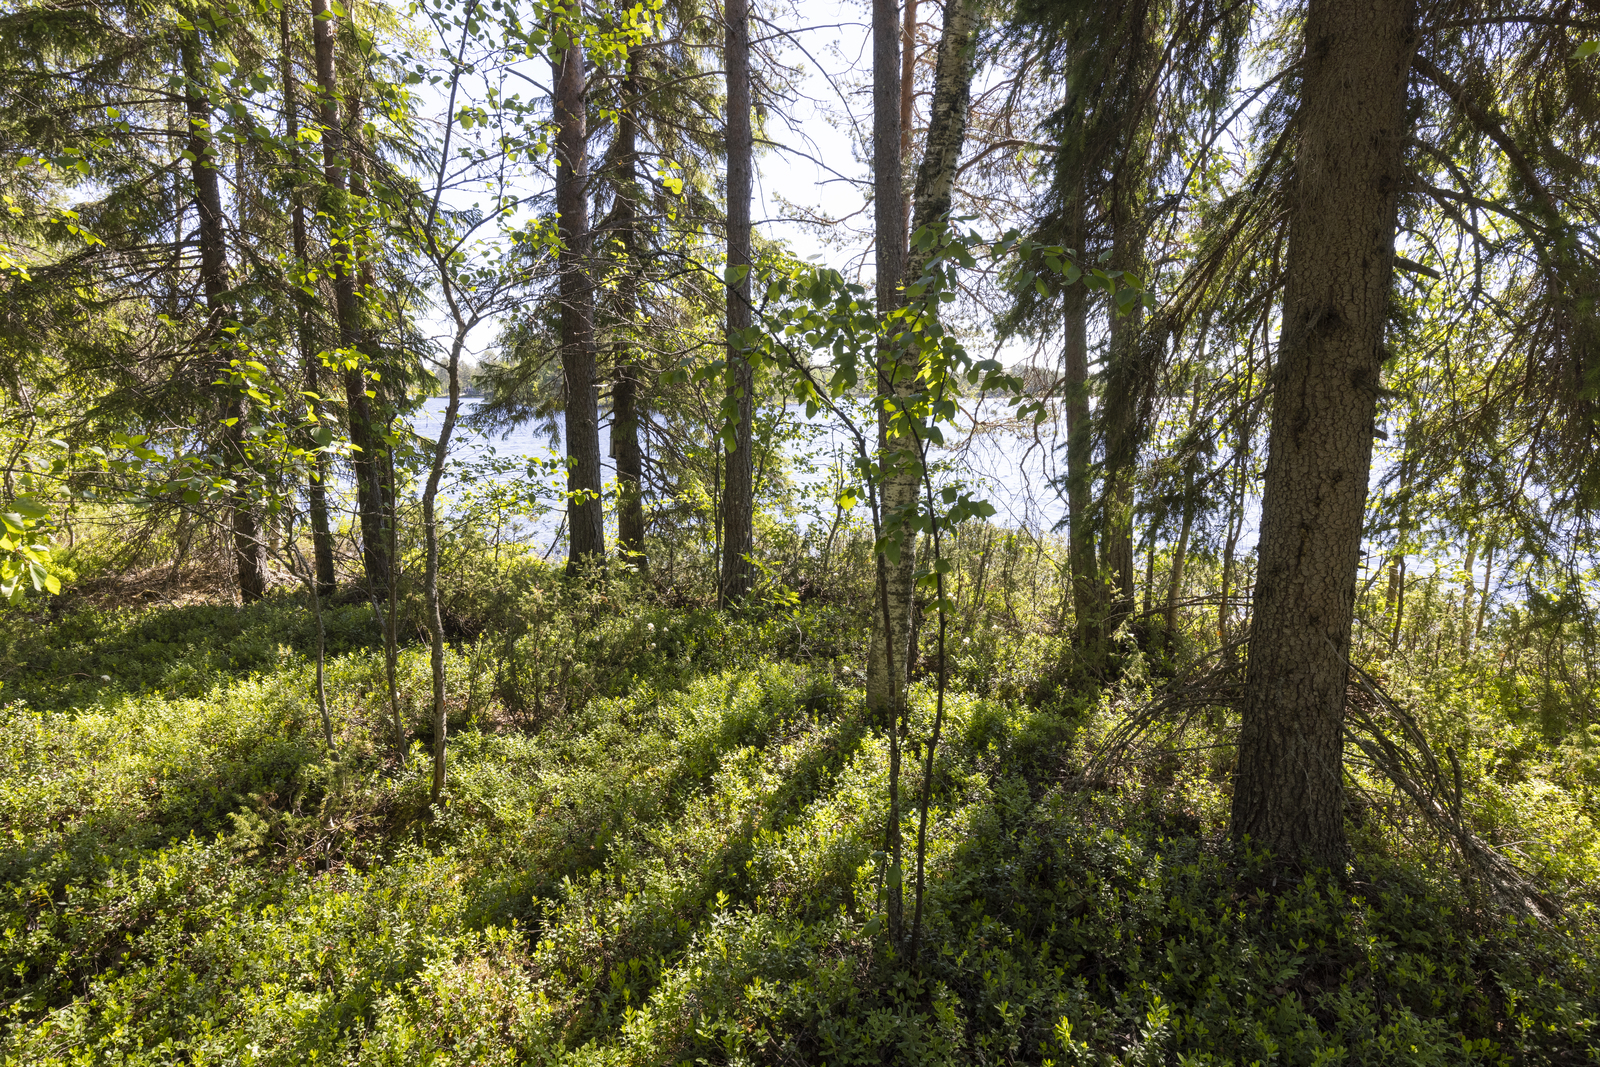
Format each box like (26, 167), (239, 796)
(752, 0), (874, 269)
(418, 0), (877, 373)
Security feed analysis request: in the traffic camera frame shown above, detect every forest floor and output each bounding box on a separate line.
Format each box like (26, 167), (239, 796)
(1, 551), (1597, 1066)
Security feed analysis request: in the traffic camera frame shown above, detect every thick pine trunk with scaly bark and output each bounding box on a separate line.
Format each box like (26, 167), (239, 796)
(310, 0), (389, 595)
(613, 53), (648, 572)
(1231, 0), (1416, 867)
(554, 32), (606, 573)
(180, 28), (266, 604)
(719, 0), (754, 607)
(280, 0), (336, 598)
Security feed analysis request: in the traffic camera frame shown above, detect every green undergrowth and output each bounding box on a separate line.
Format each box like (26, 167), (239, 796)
(0, 589), (1597, 1066)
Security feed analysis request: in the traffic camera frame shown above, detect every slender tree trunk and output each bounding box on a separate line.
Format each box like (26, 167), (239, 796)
(1475, 537), (1494, 637)
(903, 0), (978, 279)
(861, 0), (911, 951)
(553, 27), (606, 573)
(1164, 469), (1196, 640)
(1163, 389), (1203, 642)
(900, 8), (977, 936)
(1385, 434), (1413, 640)
(868, 0), (981, 718)
(719, 0), (755, 606)
(1389, 556), (1407, 648)
(883, 0), (980, 949)
(1141, 530), (1156, 618)
(613, 53), (648, 572)
(166, 106), (183, 317)
(1460, 536), (1477, 652)
(1385, 554), (1402, 635)
(426, 326), (468, 808)
(181, 28), (266, 604)
(1230, 0), (1417, 867)
(384, 444), (404, 762)
(866, 0), (910, 721)
(281, 0), (337, 598)
(310, 0), (389, 595)
(613, 366), (647, 566)
(1218, 447), (1244, 642)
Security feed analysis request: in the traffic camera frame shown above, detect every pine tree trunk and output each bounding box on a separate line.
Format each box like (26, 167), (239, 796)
(342, 60), (399, 587)
(310, 0), (389, 595)
(1230, 0), (1417, 867)
(281, 0), (336, 598)
(180, 29), (265, 604)
(613, 363), (646, 567)
(553, 29), (606, 574)
(1100, 198), (1145, 633)
(719, 0), (754, 607)
(613, 53), (648, 573)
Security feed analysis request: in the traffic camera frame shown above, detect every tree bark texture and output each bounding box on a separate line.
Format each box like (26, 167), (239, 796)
(280, 0), (336, 598)
(341, 49), (400, 587)
(867, 0), (981, 716)
(1230, 0), (1416, 867)
(311, 0), (390, 596)
(554, 31), (606, 574)
(613, 53), (648, 572)
(181, 29), (266, 604)
(863, 0), (910, 950)
(903, 0), (978, 281)
(865, 0), (910, 719)
(719, 0), (755, 607)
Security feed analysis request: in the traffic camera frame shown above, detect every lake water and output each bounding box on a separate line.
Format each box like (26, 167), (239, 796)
(409, 396), (1080, 554)
(404, 398), (1471, 596)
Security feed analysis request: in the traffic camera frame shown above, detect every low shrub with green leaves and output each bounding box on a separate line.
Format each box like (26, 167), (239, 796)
(0, 554), (1597, 1066)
